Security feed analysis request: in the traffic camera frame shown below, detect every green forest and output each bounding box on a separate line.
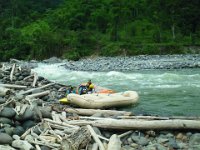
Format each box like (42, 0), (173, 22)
(0, 0), (200, 61)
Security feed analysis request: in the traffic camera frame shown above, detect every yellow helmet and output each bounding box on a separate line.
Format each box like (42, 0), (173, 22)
(89, 84), (94, 89)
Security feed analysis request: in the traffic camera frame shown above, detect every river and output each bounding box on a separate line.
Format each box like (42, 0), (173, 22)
(33, 63), (200, 117)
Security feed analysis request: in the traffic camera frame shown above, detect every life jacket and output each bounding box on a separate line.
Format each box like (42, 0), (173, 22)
(78, 84), (88, 95)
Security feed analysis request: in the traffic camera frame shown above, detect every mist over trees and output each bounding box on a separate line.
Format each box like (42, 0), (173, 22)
(0, 0), (200, 60)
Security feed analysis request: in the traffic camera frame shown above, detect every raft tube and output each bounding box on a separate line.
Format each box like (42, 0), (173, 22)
(67, 91), (139, 109)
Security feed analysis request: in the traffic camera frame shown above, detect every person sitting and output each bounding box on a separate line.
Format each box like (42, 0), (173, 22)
(86, 80), (95, 93)
(66, 86), (75, 95)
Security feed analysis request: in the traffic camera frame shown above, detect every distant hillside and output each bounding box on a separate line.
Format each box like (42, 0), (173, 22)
(0, 0), (200, 61)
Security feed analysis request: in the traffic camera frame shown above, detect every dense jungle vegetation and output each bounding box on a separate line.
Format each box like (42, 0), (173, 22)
(0, 0), (200, 60)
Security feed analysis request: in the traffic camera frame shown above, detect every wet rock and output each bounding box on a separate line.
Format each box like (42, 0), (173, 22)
(0, 97), (6, 104)
(121, 145), (135, 150)
(189, 133), (200, 146)
(0, 117), (13, 125)
(15, 94), (24, 100)
(22, 120), (36, 130)
(0, 107), (16, 118)
(13, 126), (25, 136)
(0, 133), (13, 144)
(12, 139), (34, 150)
(0, 145), (16, 150)
(40, 146), (51, 150)
(176, 141), (188, 149)
(131, 135), (149, 146)
(15, 109), (34, 121)
(145, 143), (167, 150)
(167, 138), (179, 149)
(13, 135), (20, 140)
(4, 126), (14, 136)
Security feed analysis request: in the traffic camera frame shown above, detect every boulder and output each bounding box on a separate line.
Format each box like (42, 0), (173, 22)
(12, 140), (34, 150)
(0, 107), (16, 118)
(0, 98), (6, 104)
(13, 126), (25, 136)
(22, 120), (36, 130)
(0, 145), (16, 150)
(0, 133), (13, 144)
(0, 117), (13, 125)
(15, 109), (33, 121)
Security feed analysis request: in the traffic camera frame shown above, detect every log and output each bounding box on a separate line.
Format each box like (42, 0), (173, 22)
(107, 134), (121, 150)
(19, 104), (28, 115)
(35, 145), (41, 150)
(118, 130), (133, 138)
(117, 116), (169, 120)
(10, 58), (21, 63)
(0, 87), (10, 96)
(26, 90), (50, 99)
(23, 75), (34, 81)
(64, 108), (132, 116)
(10, 63), (16, 81)
(32, 73), (38, 87)
(44, 118), (79, 129)
(61, 126), (91, 150)
(0, 84), (27, 89)
(21, 83), (55, 95)
(63, 118), (200, 130)
(92, 143), (98, 150)
(87, 125), (105, 150)
(117, 115), (200, 120)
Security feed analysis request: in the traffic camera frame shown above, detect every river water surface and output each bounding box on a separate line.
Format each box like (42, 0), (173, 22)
(33, 63), (200, 116)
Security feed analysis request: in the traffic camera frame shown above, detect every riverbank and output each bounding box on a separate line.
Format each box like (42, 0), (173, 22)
(62, 54), (200, 71)
(1, 61), (200, 149)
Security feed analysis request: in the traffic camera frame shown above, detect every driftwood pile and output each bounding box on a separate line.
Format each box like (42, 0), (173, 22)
(1, 62), (200, 150)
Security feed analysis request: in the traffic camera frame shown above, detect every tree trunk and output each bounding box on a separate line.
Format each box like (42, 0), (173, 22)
(63, 118), (200, 130)
(64, 108), (132, 116)
(61, 126), (91, 150)
(171, 24), (176, 40)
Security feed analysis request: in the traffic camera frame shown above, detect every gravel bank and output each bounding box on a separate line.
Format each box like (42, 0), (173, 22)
(62, 54), (200, 71)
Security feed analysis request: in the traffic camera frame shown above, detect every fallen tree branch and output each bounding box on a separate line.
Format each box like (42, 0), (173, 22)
(107, 134), (121, 150)
(21, 83), (55, 95)
(62, 118), (200, 130)
(10, 63), (16, 81)
(26, 90), (50, 99)
(32, 72), (38, 87)
(87, 125), (105, 150)
(64, 108), (132, 116)
(0, 84), (27, 89)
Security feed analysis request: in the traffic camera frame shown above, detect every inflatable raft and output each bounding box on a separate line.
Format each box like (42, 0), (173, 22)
(67, 91), (139, 109)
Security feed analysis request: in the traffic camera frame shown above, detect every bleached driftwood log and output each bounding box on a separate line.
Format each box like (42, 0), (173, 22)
(10, 63), (16, 81)
(0, 87), (10, 96)
(26, 90), (50, 99)
(32, 73), (38, 87)
(64, 108), (132, 116)
(44, 118), (79, 129)
(118, 130), (133, 138)
(23, 75), (34, 81)
(92, 143), (98, 150)
(21, 83), (55, 95)
(0, 84), (27, 89)
(87, 125), (105, 150)
(62, 118), (200, 130)
(107, 134), (121, 150)
(61, 126), (91, 150)
(117, 116), (169, 120)
(117, 115), (200, 120)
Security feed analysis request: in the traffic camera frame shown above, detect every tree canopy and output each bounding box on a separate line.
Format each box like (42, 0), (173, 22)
(0, 0), (200, 60)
